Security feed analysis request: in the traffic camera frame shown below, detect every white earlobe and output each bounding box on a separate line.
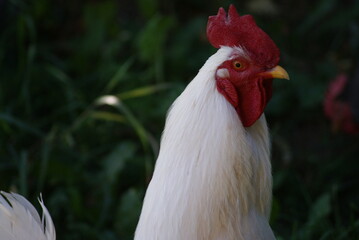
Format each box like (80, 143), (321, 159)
(216, 68), (230, 78)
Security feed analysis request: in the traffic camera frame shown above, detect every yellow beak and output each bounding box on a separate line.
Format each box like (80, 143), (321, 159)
(259, 65), (290, 80)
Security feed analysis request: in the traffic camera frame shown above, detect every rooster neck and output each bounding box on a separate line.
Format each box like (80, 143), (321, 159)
(135, 47), (273, 240)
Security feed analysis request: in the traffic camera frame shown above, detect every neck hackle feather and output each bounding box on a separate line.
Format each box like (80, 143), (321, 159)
(0, 191), (56, 240)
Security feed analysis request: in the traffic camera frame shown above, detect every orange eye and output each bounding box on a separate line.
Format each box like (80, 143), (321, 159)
(232, 61), (245, 70)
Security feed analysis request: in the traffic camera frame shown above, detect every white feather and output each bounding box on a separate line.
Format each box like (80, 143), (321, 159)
(0, 191), (56, 240)
(135, 46), (275, 240)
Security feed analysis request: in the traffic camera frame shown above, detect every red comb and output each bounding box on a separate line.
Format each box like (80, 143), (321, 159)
(207, 5), (280, 68)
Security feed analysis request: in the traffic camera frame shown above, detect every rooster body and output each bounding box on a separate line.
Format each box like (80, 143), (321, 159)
(135, 46), (274, 240)
(135, 5), (290, 240)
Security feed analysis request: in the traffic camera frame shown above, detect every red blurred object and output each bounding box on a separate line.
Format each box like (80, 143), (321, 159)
(324, 74), (359, 134)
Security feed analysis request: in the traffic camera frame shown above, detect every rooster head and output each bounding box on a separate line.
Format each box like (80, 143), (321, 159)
(207, 5), (289, 127)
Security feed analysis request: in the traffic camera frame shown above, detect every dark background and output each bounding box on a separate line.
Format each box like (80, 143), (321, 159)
(1, 0), (359, 239)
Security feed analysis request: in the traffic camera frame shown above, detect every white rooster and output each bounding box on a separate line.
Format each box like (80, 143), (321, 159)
(0, 5), (289, 240)
(135, 5), (289, 240)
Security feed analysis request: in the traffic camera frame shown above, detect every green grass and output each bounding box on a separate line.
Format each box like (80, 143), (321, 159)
(1, 0), (359, 239)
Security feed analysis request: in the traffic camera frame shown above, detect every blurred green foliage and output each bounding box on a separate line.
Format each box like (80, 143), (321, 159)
(1, 0), (359, 239)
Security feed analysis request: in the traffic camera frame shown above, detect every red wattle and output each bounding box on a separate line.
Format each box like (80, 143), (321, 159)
(216, 78), (273, 127)
(236, 80), (270, 127)
(216, 78), (239, 107)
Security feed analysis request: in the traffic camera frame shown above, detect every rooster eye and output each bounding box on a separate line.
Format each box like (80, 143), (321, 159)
(232, 61), (245, 70)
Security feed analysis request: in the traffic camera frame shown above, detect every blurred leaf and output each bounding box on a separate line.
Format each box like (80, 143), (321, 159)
(297, 0), (336, 34)
(270, 197), (280, 224)
(0, 113), (43, 136)
(115, 188), (142, 238)
(45, 64), (72, 85)
(68, 186), (84, 218)
(114, 102), (151, 152)
(36, 140), (51, 192)
(118, 83), (170, 100)
(89, 111), (126, 123)
(137, 15), (175, 83)
(94, 95), (151, 152)
(168, 17), (207, 70)
(102, 142), (136, 184)
(316, 4), (359, 36)
(291, 70), (327, 110)
(82, 1), (117, 53)
(137, 15), (174, 62)
(18, 151), (28, 197)
(303, 193), (332, 238)
(308, 194), (331, 226)
(137, 0), (158, 18)
(349, 23), (359, 55)
(105, 59), (134, 93)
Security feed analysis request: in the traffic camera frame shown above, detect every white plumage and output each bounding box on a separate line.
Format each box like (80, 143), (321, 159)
(0, 191), (55, 240)
(134, 47), (275, 240)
